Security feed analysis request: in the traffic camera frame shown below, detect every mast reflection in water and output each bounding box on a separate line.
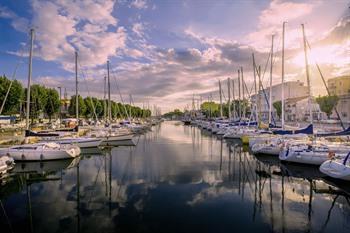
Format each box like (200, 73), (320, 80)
(1, 121), (350, 233)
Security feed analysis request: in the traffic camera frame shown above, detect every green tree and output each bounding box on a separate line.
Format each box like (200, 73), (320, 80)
(68, 95), (86, 117)
(44, 88), (60, 122)
(98, 99), (106, 118)
(201, 101), (220, 117)
(0, 75), (24, 115)
(27, 85), (48, 121)
(273, 101), (282, 119)
(163, 109), (184, 118)
(93, 97), (103, 118)
(316, 95), (339, 119)
(84, 96), (100, 119)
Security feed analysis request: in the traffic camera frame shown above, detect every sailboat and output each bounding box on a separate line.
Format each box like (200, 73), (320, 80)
(279, 141), (349, 165)
(2, 29), (81, 161)
(43, 51), (102, 149)
(319, 151), (350, 181)
(252, 24), (314, 156)
(88, 60), (135, 146)
(279, 24), (349, 165)
(1, 142), (81, 161)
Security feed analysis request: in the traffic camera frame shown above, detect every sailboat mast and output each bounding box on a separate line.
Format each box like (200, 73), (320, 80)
(129, 94), (132, 120)
(107, 60), (111, 122)
(219, 80), (223, 117)
(104, 76), (107, 120)
(232, 79), (236, 120)
(238, 70), (241, 120)
(269, 35), (274, 125)
(75, 51), (79, 122)
(302, 24), (313, 125)
(227, 78), (231, 119)
(26, 29), (34, 130)
(252, 53), (258, 124)
(281, 22), (286, 129)
(241, 67), (245, 119)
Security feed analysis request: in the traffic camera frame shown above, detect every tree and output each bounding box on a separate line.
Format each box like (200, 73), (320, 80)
(93, 97), (103, 118)
(98, 99), (106, 118)
(316, 95), (339, 119)
(68, 95), (86, 117)
(200, 101), (220, 117)
(273, 101), (282, 119)
(0, 75), (24, 115)
(27, 85), (48, 121)
(84, 96), (98, 119)
(44, 88), (60, 122)
(163, 109), (184, 118)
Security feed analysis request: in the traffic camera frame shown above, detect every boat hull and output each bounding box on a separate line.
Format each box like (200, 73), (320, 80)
(99, 134), (134, 146)
(279, 149), (333, 165)
(320, 160), (350, 181)
(252, 144), (280, 155)
(1, 145), (80, 161)
(55, 138), (102, 148)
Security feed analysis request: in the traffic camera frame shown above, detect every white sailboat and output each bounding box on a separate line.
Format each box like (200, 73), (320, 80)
(43, 51), (102, 149)
(2, 29), (81, 161)
(43, 137), (102, 148)
(88, 60), (135, 146)
(319, 151), (350, 181)
(251, 134), (309, 155)
(1, 142), (80, 161)
(279, 142), (348, 165)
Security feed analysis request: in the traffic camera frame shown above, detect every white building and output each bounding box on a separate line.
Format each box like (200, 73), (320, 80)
(251, 81), (309, 121)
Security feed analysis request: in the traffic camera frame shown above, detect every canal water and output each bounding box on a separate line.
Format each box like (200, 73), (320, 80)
(1, 121), (350, 233)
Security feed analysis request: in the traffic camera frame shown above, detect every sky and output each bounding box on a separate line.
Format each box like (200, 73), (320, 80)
(0, 0), (349, 113)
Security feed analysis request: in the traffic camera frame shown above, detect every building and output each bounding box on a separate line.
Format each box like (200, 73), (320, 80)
(251, 81), (309, 121)
(329, 76), (350, 123)
(328, 76), (350, 96)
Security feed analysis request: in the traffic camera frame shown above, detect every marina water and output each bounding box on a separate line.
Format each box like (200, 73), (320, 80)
(1, 121), (349, 233)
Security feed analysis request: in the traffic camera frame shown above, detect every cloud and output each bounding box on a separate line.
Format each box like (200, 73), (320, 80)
(7, 0), (126, 71)
(245, 0), (317, 51)
(259, 0), (314, 27)
(125, 48), (144, 58)
(132, 22), (146, 38)
(0, 5), (29, 32)
(130, 0), (148, 9)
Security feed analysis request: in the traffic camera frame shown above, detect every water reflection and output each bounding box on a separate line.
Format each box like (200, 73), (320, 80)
(0, 121), (349, 233)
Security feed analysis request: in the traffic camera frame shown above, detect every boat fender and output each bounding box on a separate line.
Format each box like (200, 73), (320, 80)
(40, 154), (44, 160)
(21, 154), (25, 160)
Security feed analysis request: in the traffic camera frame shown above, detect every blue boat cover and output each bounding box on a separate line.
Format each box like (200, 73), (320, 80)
(315, 126), (350, 137)
(273, 124), (313, 135)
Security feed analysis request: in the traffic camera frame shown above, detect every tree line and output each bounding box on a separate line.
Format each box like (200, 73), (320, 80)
(67, 95), (151, 119)
(0, 75), (151, 121)
(200, 100), (250, 118)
